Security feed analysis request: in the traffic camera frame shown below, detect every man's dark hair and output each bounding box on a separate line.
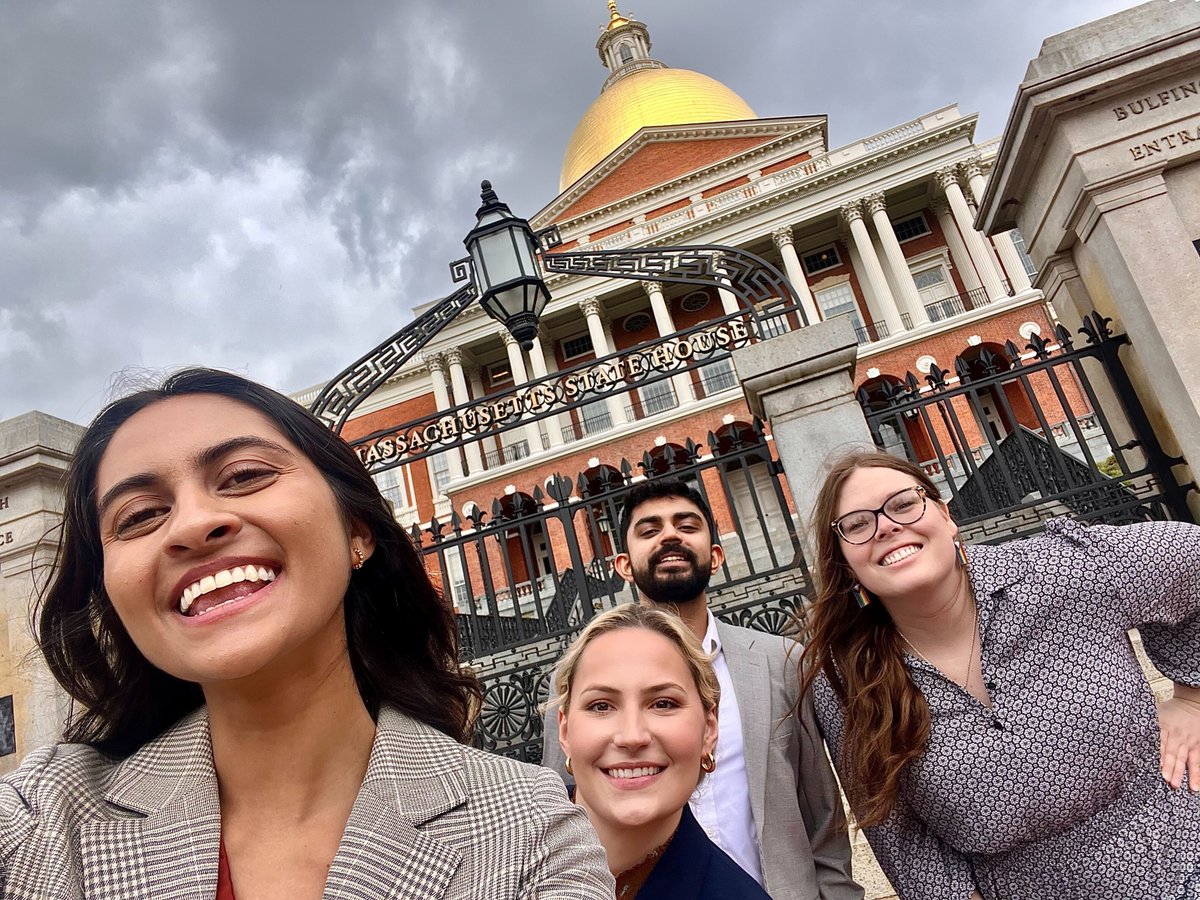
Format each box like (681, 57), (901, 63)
(617, 478), (719, 552)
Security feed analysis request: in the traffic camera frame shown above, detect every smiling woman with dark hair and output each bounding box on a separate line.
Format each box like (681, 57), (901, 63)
(0, 368), (612, 899)
(801, 449), (1200, 900)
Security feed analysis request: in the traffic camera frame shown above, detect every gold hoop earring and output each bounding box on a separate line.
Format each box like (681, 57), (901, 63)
(565, 756), (574, 776)
(700, 751), (716, 773)
(352, 546), (366, 570)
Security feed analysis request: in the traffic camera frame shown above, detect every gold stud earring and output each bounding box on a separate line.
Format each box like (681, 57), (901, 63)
(352, 546), (366, 570)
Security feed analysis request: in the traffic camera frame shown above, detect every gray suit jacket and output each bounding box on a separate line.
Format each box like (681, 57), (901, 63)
(0, 706), (614, 899)
(544, 620), (863, 900)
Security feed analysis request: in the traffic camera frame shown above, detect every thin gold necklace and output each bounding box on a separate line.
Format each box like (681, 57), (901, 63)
(896, 599), (980, 692)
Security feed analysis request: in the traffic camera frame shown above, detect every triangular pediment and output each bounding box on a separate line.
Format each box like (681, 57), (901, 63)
(539, 116), (827, 227)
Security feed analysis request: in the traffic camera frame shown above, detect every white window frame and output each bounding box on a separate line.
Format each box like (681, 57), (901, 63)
(802, 244), (842, 276)
(893, 212), (931, 244)
(560, 332), (595, 362)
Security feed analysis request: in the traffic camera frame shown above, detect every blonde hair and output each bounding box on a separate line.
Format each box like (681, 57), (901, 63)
(553, 603), (720, 717)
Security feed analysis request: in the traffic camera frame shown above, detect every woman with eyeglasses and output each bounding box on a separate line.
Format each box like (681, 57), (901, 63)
(799, 450), (1200, 900)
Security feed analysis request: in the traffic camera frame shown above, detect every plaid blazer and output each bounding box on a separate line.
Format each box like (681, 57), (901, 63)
(0, 706), (614, 899)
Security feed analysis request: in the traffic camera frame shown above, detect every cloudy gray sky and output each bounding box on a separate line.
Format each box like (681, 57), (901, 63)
(1, 0), (1140, 423)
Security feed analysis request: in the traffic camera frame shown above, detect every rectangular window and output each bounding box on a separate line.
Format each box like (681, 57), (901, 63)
(893, 213), (931, 243)
(1011, 229), (1037, 277)
(698, 357), (738, 396)
(487, 361), (513, 388)
(814, 283), (864, 327)
(639, 379), (678, 416)
(561, 333), (595, 361)
(372, 466), (408, 512)
(802, 244), (841, 275)
(429, 452), (452, 494)
(580, 398), (613, 435)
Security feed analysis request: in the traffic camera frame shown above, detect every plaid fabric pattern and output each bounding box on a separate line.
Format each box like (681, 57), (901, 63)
(0, 707), (614, 899)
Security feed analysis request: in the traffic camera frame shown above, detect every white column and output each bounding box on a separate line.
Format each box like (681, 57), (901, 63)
(642, 282), (697, 403)
(865, 193), (929, 327)
(580, 296), (632, 427)
(711, 251), (741, 316)
(422, 353), (465, 483)
(936, 167), (1007, 302)
(930, 197), (984, 297)
(840, 201), (904, 336)
(770, 228), (821, 326)
(961, 157), (989, 207)
(993, 231), (1034, 293)
(466, 367), (501, 464)
(527, 331), (565, 448)
(502, 331), (546, 454)
(445, 348), (484, 475)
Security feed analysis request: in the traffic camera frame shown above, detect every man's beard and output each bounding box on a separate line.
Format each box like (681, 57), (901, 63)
(630, 543), (712, 606)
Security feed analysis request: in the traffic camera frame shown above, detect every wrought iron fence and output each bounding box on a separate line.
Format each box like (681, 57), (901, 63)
(409, 418), (810, 761)
(859, 312), (1194, 543)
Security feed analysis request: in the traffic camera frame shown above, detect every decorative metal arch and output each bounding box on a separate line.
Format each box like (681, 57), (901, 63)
(310, 244), (807, 434)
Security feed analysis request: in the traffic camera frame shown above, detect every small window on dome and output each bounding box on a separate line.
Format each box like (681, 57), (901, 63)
(680, 291), (710, 313)
(624, 312), (652, 334)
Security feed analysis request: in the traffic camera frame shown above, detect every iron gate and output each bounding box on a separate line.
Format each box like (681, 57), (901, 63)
(406, 417), (809, 762)
(859, 312), (1195, 543)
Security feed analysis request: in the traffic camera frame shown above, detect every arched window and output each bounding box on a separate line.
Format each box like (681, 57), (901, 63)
(619, 43), (634, 64)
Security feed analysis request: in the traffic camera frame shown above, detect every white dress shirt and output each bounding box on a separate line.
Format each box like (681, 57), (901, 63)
(688, 609), (765, 886)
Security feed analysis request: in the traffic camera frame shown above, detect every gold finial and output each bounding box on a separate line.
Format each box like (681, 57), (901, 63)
(605, 0), (630, 31)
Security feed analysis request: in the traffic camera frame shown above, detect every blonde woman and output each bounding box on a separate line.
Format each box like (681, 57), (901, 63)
(555, 603), (770, 899)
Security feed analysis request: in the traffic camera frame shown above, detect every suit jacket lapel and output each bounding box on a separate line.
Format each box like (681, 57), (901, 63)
(80, 708), (221, 900)
(324, 707), (466, 899)
(715, 622), (770, 835)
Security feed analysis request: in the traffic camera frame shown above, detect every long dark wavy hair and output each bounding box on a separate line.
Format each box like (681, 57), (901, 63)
(36, 368), (480, 756)
(798, 450), (944, 827)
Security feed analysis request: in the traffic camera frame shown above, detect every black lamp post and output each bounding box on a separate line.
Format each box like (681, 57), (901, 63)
(311, 178), (805, 434)
(464, 180), (550, 351)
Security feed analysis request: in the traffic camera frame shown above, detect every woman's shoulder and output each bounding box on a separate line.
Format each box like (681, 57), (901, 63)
(374, 707), (571, 811)
(2, 741), (122, 819)
(642, 805), (770, 899)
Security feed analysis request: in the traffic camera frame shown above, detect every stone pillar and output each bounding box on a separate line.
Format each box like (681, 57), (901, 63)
(0, 412), (81, 774)
(864, 193), (929, 327)
(580, 297), (631, 427)
(731, 318), (874, 560)
(936, 167), (1008, 301)
(445, 348), (485, 475)
(993, 231), (1034, 293)
(502, 331), (548, 454)
(840, 200), (904, 335)
(770, 228), (822, 326)
(527, 331), (565, 448)
(641, 283), (697, 403)
(711, 251), (741, 316)
(962, 157), (989, 208)
(961, 160), (1012, 292)
(421, 353), (465, 483)
(930, 197), (985, 297)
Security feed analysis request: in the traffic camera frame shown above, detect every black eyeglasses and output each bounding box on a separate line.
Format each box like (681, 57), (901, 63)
(831, 486), (928, 544)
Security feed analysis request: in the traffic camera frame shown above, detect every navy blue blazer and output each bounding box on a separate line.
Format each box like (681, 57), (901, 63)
(637, 804), (772, 899)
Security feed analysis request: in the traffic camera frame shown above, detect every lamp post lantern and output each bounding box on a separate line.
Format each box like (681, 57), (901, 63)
(310, 178), (807, 434)
(464, 180), (550, 352)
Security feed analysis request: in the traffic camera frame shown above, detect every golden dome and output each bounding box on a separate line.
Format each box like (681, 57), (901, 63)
(560, 67), (757, 191)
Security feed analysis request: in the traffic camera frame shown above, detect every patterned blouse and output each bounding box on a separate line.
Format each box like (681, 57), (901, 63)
(813, 518), (1200, 900)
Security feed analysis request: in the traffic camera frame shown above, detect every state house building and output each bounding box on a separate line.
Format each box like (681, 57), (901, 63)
(299, 4), (1072, 613)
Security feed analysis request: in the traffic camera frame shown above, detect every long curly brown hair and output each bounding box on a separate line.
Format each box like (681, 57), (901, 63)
(798, 450), (947, 827)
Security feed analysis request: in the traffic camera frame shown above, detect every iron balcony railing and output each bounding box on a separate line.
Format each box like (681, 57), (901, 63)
(482, 440), (531, 468)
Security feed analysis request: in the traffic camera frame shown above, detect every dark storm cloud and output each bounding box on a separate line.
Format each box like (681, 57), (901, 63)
(0, 0), (1140, 421)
